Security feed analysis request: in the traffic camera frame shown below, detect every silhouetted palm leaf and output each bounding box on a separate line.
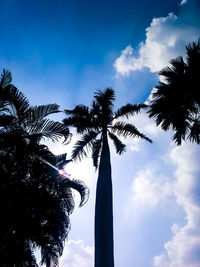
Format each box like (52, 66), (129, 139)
(64, 105), (94, 133)
(0, 69), (12, 88)
(62, 178), (89, 207)
(28, 104), (60, 123)
(92, 139), (102, 169)
(27, 119), (70, 142)
(114, 103), (147, 119)
(188, 118), (200, 144)
(72, 131), (99, 160)
(94, 88), (115, 124)
(108, 131), (126, 154)
(2, 84), (30, 123)
(111, 121), (152, 142)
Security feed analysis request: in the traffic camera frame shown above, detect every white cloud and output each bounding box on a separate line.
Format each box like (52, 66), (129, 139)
(131, 169), (172, 207)
(114, 1), (200, 75)
(60, 240), (94, 267)
(113, 45), (143, 76)
(153, 143), (200, 267)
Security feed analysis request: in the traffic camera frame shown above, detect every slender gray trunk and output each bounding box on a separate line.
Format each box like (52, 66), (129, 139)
(94, 129), (114, 267)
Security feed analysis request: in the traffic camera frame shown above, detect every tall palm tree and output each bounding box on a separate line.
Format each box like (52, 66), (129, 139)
(63, 88), (152, 267)
(0, 69), (89, 266)
(148, 40), (200, 145)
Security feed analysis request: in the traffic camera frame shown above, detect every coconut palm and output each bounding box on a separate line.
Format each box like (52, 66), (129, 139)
(148, 40), (200, 145)
(63, 88), (152, 267)
(0, 69), (89, 266)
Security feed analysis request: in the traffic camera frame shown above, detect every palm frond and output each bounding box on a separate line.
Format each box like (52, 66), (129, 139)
(158, 57), (185, 84)
(0, 69), (12, 88)
(63, 105), (95, 133)
(71, 131), (99, 160)
(27, 119), (70, 142)
(111, 121), (152, 142)
(64, 104), (89, 116)
(28, 104), (60, 123)
(4, 84), (30, 123)
(91, 139), (102, 169)
(108, 131), (126, 154)
(62, 178), (89, 207)
(41, 246), (59, 267)
(188, 118), (200, 144)
(94, 88), (115, 106)
(114, 103), (147, 119)
(94, 88), (115, 124)
(63, 116), (93, 134)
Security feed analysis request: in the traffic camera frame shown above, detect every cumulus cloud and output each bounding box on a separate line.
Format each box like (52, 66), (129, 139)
(60, 240), (94, 267)
(114, 0), (200, 75)
(131, 168), (172, 207)
(153, 143), (200, 267)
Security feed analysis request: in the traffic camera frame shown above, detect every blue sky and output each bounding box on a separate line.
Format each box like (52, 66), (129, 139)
(1, 0), (200, 266)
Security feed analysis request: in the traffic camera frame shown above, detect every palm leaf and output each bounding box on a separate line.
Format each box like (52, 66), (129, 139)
(94, 88), (115, 107)
(0, 69), (12, 88)
(158, 57), (185, 84)
(188, 118), (200, 144)
(64, 104), (89, 116)
(108, 131), (126, 154)
(91, 139), (102, 169)
(114, 103), (147, 119)
(71, 131), (99, 160)
(27, 119), (70, 142)
(62, 178), (89, 207)
(41, 246), (59, 267)
(4, 84), (30, 123)
(63, 116), (94, 134)
(28, 104), (60, 123)
(94, 88), (115, 124)
(111, 121), (152, 142)
(64, 105), (94, 133)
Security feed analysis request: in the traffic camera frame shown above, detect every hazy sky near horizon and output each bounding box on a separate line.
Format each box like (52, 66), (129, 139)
(1, 0), (200, 266)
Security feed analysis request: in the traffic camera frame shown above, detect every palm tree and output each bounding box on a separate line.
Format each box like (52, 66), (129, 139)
(148, 40), (200, 145)
(0, 69), (89, 266)
(63, 88), (152, 267)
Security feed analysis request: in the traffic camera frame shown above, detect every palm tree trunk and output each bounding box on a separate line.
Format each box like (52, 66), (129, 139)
(95, 129), (114, 267)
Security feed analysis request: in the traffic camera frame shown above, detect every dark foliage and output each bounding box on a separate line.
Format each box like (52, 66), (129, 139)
(148, 40), (200, 145)
(0, 70), (88, 266)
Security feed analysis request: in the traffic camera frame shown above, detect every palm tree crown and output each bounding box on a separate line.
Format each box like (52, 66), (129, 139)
(64, 88), (152, 166)
(148, 40), (200, 145)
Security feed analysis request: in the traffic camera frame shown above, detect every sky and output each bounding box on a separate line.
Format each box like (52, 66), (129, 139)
(1, 0), (200, 266)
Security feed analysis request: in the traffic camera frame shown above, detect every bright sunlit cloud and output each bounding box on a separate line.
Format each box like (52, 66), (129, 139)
(131, 169), (173, 207)
(153, 142), (200, 267)
(60, 240), (94, 267)
(114, 1), (200, 75)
